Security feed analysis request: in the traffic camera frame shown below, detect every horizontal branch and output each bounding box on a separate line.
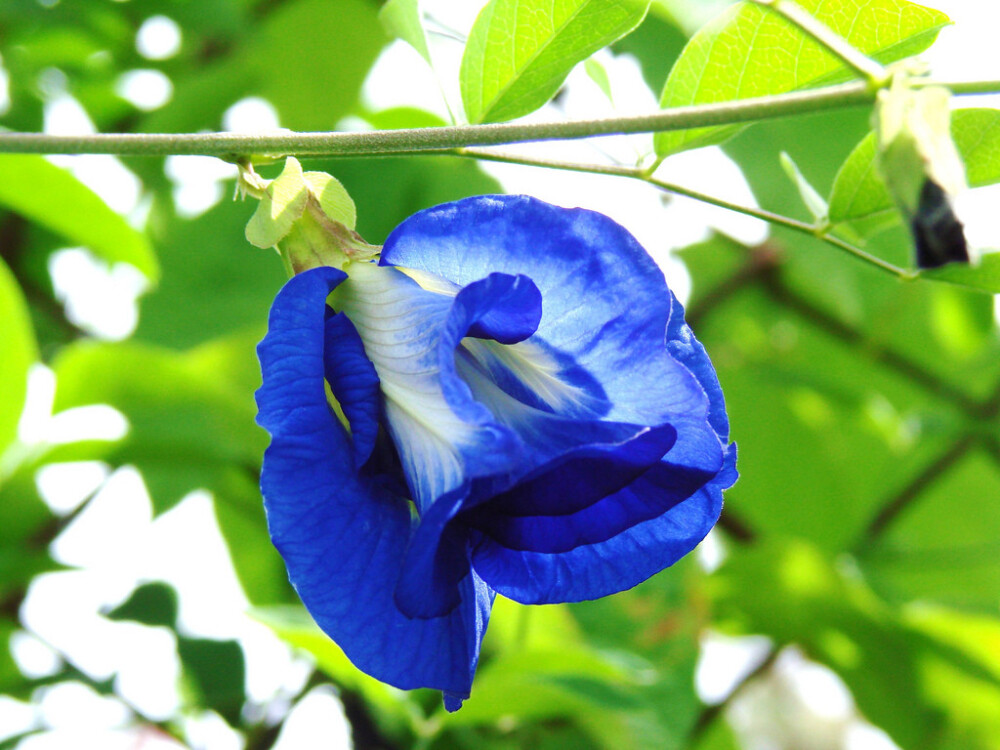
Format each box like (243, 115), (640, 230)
(1, 79), (995, 160)
(0, 80), (926, 159)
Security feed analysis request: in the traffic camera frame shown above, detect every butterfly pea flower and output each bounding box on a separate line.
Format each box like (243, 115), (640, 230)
(255, 191), (737, 711)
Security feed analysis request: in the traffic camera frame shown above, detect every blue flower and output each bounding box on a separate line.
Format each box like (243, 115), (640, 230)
(256, 195), (736, 710)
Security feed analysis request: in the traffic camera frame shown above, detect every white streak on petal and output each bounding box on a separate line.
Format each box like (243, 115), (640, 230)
(334, 262), (477, 509)
(461, 337), (600, 416)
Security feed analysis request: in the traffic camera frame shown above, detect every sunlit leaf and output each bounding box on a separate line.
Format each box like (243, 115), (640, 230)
(710, 539), (1000, 749)
(861, 449), (1000, 612)
(379, 0), (431, 62)
(52, 339), (265, 514)
(251, 605), (418, 743)
(0, 155), (158, 281)
(919, 252), (1000, 293)
(829, 108), (1000, 238)
(655, 0), (949, 156)
(460, 0), (650, 123)
(780, 151), (828, 222)
(0, 257), (36, 460)
(584, 58), (614, 103)
(908, 608), (1000, 748)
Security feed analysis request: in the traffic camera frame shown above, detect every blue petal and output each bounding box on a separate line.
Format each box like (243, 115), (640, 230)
(333, 262), (521, 513)
(380, 195), (737, 605)
(394, 485), (471, 619)
(323, 313), (380, 468)
(257, 267), (492, 699)
(463, 273), (542, 344)
(468, 422), (677, 518)
(381, 195), (709, 428)
(470, 444), (737, 604)
(667, 291), (730, 441)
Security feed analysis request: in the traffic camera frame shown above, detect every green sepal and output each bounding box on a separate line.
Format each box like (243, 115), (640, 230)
(244, 157), (375, 275)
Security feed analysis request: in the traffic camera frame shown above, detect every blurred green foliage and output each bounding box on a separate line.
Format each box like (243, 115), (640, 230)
(0, 0), (998, 748)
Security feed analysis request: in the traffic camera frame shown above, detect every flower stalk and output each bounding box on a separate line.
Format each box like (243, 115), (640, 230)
(456, 148), (911, 279)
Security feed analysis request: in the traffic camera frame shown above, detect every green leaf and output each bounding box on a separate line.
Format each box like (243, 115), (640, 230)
(861, 448), (1000, 613)
(251, 0), (385, 130)
(0, 257), (36, 461)
(212, 468), (296, 606)
(722, 106), (870, 220)
(827, 132), (898, 235)
(251, 605), (418, 743)
(177, 637), (246, 725)
(137, 197), (285, 349)
(379, 0), (431, 62)
(0, 620), (22, 695)
(106, 582), (178, 628)
(584, 58), (614, 103)
(460, 0), (650, 124)
(958, 108), (1000, 187)
(710, 540), (953, 749)
(140, 0), (385, 133)
(52, 338), (265, 514)
(780, 151), (827, 222)
(907, 608), (1000, 749)
(0, 155), (158, 281)
(691, 282), (957, 552)
(920, 252), (1000, 294)
(447, 648), (644, 725)
(829, 108), (1000, 236)
(654, 0), (950, 157)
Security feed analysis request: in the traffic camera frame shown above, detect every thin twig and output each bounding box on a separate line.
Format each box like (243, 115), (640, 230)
(858, 433), (977, 546)
(717, 505), (758, 545)
(688, 647), (779, 743)
(457, 148), (910, 279)
(761, 276), (982, 412)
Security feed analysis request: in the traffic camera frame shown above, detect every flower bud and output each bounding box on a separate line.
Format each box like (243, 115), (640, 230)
(244, 157), (378, 274)
(875, 77), (969, 268)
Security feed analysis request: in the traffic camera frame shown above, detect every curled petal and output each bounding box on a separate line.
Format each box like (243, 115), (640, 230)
(257, 267), (492, 700)
(381, 195), (709, 426)
(471, 444), (737, 604)
(334, 262), (522, 512)
(322, 313), (380, 468)
(666, 291), (730, 441)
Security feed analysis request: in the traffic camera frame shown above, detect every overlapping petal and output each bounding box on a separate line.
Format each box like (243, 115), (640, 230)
(378, 195), (732, 603)
(257, 194), (737, 708)
(380, 195), (709, 426)
(257, 267), (492, 701)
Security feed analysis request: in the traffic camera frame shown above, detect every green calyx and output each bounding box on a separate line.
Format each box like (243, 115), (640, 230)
(242, 156), (378, 275)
